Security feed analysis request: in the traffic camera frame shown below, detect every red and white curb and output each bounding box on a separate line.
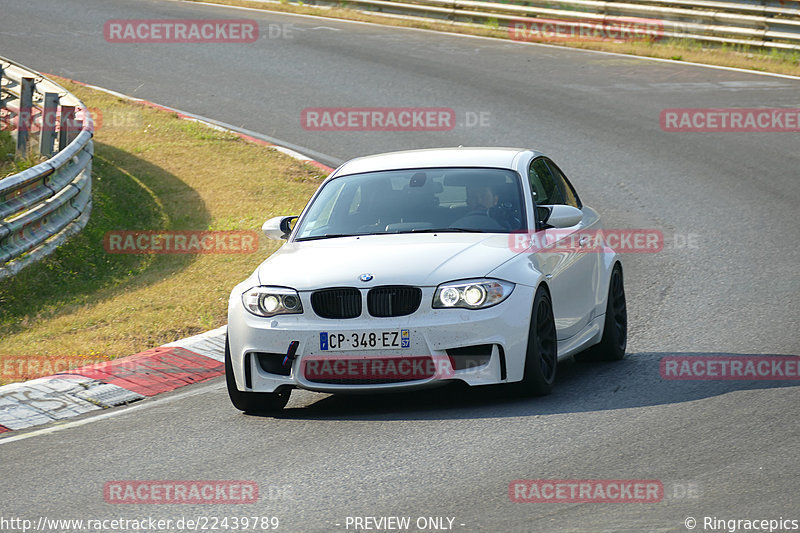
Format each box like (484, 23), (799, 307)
(0, 79), (335, 435)
(0, 327), (226, 433)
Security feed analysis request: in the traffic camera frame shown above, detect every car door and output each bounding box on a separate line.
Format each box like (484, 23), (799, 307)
(527, 157), (598, 340)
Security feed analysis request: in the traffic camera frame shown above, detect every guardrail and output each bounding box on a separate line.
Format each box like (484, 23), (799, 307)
(0, 57), (93, 280)
(308, 0), (800, 50)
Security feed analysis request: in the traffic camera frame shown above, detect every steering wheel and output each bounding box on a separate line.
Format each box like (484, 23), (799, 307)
(451, 213), (505, 231)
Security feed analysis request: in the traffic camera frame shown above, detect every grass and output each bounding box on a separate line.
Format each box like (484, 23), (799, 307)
(1, 129), (52, 178)
(1, 131), (54, 180)
(0, 131), (13, 176)
(1, 131), (43, 178)
(0, 80), (326, 383)
(186, 0), (800, 77)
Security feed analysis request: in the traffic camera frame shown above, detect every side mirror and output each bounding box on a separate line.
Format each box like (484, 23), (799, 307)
(262, 215), (298, 240)
(538, 205), (582, 229)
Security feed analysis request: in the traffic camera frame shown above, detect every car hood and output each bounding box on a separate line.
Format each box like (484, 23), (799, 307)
(256, 233), (518, 290)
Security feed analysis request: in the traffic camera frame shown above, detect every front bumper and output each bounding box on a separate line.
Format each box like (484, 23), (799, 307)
(227, 284), (535, 394)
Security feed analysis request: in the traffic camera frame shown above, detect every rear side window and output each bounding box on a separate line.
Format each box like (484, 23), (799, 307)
(528, 158), (564, 205)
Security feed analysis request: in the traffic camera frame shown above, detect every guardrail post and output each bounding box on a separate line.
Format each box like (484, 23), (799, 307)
(16, 77), (34, 154)
(1, 56), (93, 280)
(58, 105), (76, 152)
(0, 64), (4, 115)
(39, 92), (59, 157)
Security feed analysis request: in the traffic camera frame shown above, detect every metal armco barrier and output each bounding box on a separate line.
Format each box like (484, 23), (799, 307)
(306, 0), (800, 50)
(0, 57), (94, 280)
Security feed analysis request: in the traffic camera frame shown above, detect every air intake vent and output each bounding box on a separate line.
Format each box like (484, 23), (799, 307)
(446, 344), (493, 370)
(255, 352), (291, 376)
(311, 288), (362, 319)
(367, 286), (422, 317)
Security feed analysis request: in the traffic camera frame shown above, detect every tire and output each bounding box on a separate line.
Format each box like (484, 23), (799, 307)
(575, 264), (627, 362)
(509, 285), (558, 396)
(225, 335), (290, 414)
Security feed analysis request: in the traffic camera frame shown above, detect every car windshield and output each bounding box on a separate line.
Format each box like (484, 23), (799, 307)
(294, 167), (526, 240)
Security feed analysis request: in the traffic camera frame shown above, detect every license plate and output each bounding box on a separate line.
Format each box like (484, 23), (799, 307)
(320, 330), (410, 351)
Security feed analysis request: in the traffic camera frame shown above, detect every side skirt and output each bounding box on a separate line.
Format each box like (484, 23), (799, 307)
(556, 315), (604, 360)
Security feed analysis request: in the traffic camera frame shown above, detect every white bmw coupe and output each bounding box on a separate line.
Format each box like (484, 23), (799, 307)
(226, 148), (626, 412)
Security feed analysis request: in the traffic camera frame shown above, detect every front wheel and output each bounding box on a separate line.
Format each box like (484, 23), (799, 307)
(575, 264), (627, 362)
(225, 335), (290, 414)
(509, 286), (558, 396)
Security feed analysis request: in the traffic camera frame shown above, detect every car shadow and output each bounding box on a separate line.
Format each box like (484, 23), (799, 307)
(261, 351), (799, 421)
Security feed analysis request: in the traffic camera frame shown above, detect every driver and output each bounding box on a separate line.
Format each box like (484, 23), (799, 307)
(466, 184), (499, 214)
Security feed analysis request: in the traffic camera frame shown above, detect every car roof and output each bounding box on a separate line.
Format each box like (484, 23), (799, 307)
(334, 147), (540, 176)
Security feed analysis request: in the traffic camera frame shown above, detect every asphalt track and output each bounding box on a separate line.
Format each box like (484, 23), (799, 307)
(1, 0), (799, 531)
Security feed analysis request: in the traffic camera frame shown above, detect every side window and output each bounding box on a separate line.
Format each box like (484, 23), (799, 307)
(545, 160), (581, 209)
(528, 158), (565, 205)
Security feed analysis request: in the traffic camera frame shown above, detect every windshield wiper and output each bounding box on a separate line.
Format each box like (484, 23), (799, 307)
(296, 228), (488, 241)
(295, 233), (366, 241)
(408, 228), (486, 233)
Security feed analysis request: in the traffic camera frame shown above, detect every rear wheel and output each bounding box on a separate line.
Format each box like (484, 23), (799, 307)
(510, 286), (558, 396)
(225, 335), (290, 414)
(575, 264), (627, 362)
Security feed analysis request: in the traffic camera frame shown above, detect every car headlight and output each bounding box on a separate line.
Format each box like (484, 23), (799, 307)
(242, 286), (303, 317)
(433, 279), (515, 309)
